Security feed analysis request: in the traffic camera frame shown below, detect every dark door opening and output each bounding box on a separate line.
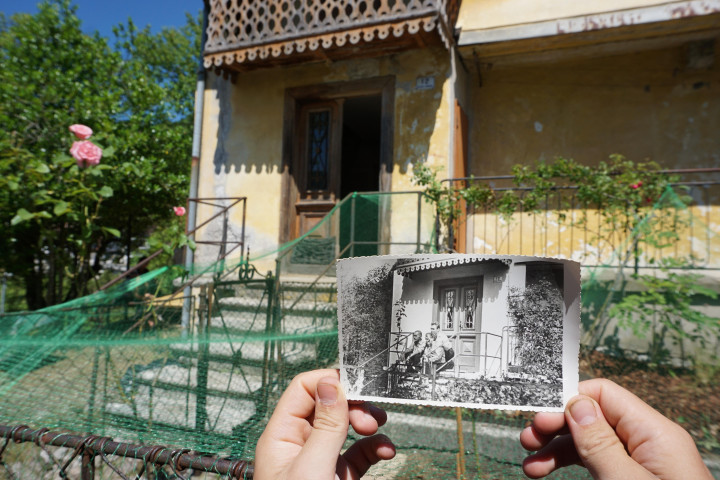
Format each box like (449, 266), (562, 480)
(340, 95), (381, 197)
(339, 95), (382, 257)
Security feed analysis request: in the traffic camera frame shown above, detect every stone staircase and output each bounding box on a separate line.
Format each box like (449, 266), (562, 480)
(105, 275), (337, 448)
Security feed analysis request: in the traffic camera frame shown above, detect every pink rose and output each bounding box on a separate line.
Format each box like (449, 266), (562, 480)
(69, 124), (93, 140)
(173, 206), (186, 216)
(70, 140), (102, 167)
(630, 181), (642, 190)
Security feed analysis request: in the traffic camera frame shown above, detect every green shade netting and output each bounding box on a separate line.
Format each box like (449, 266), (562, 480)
(0, 190), (715, 479)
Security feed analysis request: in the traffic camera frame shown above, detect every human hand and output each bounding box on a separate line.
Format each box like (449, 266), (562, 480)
(520, 378), (712, 479)
(254, 369), (396, 479)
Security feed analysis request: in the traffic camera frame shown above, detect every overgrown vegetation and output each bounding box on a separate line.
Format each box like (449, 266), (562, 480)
(0, 0), (201, 309)
(609, 258), (719, 367)
(413, 156), (719, 370)
(507, 269), (563, 380)
(412, 155), (685, 252)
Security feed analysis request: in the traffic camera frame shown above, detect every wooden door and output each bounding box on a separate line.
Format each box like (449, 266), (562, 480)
(438, 281), (482, 374)
(292, 100), (342, 239)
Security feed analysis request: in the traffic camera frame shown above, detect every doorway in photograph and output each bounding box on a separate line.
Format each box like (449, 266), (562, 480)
(434, 279), (483, 376)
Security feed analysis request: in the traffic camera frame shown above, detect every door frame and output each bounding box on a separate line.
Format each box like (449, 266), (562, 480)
(432, 277), (483, 375)
(279, 76), (395, 245)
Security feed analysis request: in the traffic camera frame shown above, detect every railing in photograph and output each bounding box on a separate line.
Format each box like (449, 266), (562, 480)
(442, 169), (720, 270)
(361, 329), (508, 400)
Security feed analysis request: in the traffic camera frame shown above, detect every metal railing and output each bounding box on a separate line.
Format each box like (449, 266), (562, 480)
(0, 424), (253, 479)
(189, 197), (248, 275)
(441, 169), (720, 270)
(100, 197), (247, 291)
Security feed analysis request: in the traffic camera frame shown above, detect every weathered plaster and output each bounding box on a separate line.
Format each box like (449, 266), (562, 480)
(197, 48), (453, 264)
(467, 43), (720, 173)
(457, 0), (718, 34)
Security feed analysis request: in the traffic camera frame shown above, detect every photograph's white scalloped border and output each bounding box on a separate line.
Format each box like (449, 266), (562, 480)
(337, 253), (580, 413)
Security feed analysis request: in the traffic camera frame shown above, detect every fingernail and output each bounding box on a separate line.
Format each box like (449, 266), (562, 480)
(569, 398), (597, 426)
(318, 382), (338, 406)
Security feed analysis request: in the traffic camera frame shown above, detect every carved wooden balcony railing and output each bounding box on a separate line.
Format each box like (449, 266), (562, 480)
(204, 0), (460, 71)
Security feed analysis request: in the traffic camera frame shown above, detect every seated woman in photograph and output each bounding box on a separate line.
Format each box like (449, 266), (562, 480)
(424, 330), (455, 373)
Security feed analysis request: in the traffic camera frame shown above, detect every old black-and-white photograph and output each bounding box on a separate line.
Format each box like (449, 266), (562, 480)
(338, 254), (580, 411)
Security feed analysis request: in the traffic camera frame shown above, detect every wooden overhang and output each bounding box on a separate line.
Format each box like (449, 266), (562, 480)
(394, 256), (512, 278)
(203, 0), (460, 73)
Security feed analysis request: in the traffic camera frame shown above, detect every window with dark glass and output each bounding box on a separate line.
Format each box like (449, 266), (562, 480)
(444, 289), (455, 329)
(306, 110), (330, 190)
(463, 287), (476, 329)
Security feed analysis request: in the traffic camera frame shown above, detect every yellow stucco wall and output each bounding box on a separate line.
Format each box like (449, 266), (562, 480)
(197, 48), (453, 266)
(467, 42), (720, 173)
(462, 41), (720, 266)
(457, 0), (686, 32)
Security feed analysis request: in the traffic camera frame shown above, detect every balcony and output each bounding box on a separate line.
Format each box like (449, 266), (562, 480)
(203, 0), (460, 71)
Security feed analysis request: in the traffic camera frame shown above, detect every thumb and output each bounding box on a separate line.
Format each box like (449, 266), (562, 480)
(565, 396), (652, 480)
(295, 376), (349, 477)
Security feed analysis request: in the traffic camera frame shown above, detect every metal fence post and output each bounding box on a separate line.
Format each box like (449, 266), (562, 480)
(195, 285), (210, 434)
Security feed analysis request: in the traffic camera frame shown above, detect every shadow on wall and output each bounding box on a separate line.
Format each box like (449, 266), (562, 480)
(209, 63), (445, 181)
(213, 75), (234, 176)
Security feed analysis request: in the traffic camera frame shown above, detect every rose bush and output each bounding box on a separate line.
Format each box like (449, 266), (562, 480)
(69, 140), (102, 167)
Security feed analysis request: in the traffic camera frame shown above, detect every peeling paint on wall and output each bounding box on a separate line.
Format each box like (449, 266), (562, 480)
(197, 48), (453, 263)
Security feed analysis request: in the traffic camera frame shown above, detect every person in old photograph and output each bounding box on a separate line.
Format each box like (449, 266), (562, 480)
(400, 330), (425, 373)
(338, 255), (576, 407)
(424, 327), (455, 373)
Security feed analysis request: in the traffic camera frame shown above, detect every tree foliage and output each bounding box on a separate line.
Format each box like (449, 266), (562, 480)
(0, 0), (201, 309)
(507, 269), (564, 380)
(609, 258), (719, 366)
(340, 261), (394, 393)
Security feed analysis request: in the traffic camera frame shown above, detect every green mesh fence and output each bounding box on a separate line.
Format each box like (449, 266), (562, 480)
(0, 191), (717, 479)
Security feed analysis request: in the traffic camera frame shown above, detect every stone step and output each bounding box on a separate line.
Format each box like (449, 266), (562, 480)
(134, 363), (265, 400)
(169, 339), (318, 367)
(207, 314), (336, 336)
(208, 315), (267, 333)
(216, 295), (336, 317)
(237, 279), (337, 294)
(105, 386), (257, 436)
(173, 355), (266, 378)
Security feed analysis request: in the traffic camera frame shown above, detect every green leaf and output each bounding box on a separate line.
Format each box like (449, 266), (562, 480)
(11, 208), (35, 225)
(102, 146), (116, 158)
(34, 163), (50, 174)
(101, 227), (121, 238)
(53, 201), (70, 216)
(98, 186), (114, 198)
